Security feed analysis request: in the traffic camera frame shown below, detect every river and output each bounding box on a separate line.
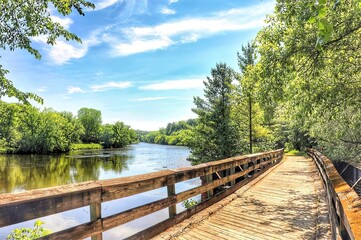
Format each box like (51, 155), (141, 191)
(0, 142), (200, 239)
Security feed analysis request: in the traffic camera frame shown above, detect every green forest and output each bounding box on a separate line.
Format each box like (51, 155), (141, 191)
(0, 104), (137, 153)
(0, 0), (360, 164)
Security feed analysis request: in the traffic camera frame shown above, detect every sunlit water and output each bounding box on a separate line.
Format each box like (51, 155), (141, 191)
(0, 143), (201, 239)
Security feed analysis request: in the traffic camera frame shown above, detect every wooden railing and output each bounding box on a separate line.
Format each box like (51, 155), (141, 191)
(308, 149), (361, 240)
(0, 149), (283, 240)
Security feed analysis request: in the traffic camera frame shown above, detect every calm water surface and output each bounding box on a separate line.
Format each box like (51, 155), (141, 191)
(0, 143), (200, 239)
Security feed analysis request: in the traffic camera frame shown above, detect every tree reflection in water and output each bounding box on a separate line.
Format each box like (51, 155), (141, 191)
(0, 152), (129, 193)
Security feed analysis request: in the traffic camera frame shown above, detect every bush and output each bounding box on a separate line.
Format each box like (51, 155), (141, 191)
(7, 220), (51, 240)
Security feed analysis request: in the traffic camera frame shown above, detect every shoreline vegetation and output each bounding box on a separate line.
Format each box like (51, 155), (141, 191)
(0, 104), (138, 154)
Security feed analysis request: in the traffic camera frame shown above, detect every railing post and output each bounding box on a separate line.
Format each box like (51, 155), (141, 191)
(206, 174), (214, 198)
(167, 184), (176, 218)
(230, 167), (235, 186)
(90, 203), (102, 240)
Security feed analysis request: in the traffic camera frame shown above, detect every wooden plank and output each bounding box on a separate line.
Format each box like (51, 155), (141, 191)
(40, 219), (102, 240)
(101, 170), (175, 202)
(168, 156), (329, 240)
(130, 165), (276, 240)
(309, 149), (361, 240)
(0, 183), (101, 227)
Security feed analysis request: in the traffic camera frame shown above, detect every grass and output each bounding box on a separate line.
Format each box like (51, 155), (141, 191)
(70, 143), (103, 151)
(285, 149), (307, 156)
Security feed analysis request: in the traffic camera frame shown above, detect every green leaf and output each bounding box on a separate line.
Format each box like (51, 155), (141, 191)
(308, 16), (316, 23)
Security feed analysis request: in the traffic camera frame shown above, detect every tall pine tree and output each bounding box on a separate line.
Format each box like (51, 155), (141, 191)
(190, 63), (240, 163)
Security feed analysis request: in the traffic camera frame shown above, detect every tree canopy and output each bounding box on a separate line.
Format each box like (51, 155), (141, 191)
(0, 0), (94, 104)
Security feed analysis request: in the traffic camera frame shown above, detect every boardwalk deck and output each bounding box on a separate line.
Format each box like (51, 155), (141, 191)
(154, 156), (331, 240)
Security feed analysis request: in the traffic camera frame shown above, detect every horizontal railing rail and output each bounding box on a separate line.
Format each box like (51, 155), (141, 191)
(0, 149), (284, 240)
(308, 149), (361, 240)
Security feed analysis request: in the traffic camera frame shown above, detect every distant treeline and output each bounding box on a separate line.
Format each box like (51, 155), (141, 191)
(0, 102), (137, 154)
(138, 119), (196, 146)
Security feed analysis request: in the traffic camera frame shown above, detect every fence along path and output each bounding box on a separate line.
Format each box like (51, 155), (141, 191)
(0, 149), (283, 240)
(154, 156), (331, 240)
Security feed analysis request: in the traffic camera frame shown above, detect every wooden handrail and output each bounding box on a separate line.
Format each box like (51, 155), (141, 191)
(308, 149), (361, 240)
(0, 149), (284, 240)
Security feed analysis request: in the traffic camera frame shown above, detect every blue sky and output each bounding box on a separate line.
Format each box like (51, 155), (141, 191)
(2, 0), (275, 130)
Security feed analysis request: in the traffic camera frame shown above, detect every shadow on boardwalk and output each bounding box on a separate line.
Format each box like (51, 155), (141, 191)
(154, 156), (331, 240)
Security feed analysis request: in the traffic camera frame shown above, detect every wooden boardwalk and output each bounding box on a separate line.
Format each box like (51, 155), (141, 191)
(154, 156), (331, 240)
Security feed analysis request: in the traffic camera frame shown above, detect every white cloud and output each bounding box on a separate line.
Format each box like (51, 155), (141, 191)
(131, 97), (172, 101)
(115, 38), (172, 56)
(111, 1), (274, 56)
(67, 86), (84, 94)
(92, 0), (121, 11)
(32, 30), (102, 65)
(169, 0), (178, 4)
(160, 7), (176, 15)
(37, 86), (48, 92)
(91, 81), (132, 92)
(140, 79), (204, 90)
(48, 41), (88, 65)
(50, 16), (73, 29)
(96, 71), (104, 77)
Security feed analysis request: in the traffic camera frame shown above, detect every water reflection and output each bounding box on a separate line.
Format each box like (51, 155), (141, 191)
(0, 151), (129, 193)
(0, 143), (193, 239)
(0, 143), (191, 193)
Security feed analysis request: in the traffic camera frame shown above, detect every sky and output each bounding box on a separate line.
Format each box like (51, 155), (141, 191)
(2, 0), (275, 130)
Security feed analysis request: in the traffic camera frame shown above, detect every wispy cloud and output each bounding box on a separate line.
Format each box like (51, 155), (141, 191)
(140, 79), (204, 90)
(67, 86), (84, 94)
(92, 0), (121, 11)
(50, 16), (73, 29)
(131, 97), (173, 101)
(33, 30), (102, 65)
(169, 0), (178, 4)
(111, 1), (274, 56)
(160, 7), (176, 15)
(91, 81), (132, 92)
(37, 86), (48, 92)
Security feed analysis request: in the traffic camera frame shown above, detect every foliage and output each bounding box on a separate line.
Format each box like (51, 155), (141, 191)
(77, 108), (102, 143)
(141, 120), (195, 147)
(100, 122), (138, 148)
(7, 220), (51, 240)
(255, 0), (361, 161)
(0, 101), (135, 154)
(182, 198), (198, 210)
(233, 41), (275, 154)
(190, 63), (241, 163)
(0, 0), (94, 104)
(70, 143), (103, 150)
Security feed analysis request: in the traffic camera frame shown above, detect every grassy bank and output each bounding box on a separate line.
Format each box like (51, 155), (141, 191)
(70, 143), (103, 151)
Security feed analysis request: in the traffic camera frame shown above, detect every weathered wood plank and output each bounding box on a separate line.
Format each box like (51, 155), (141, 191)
(160, 156), (330, 240)
(129, 163), (276, 240)
(308, 149), (361, 240)
(39, 219), (102, 240)
(0, 183), (101, 227)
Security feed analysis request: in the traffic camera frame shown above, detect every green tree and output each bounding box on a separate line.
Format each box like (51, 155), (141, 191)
(256, 0), (361, 161)
(0, 102), (21, 151)
(236, 41), (257, 153)
(190, 63), (240, 163)
(77, 108), (102, 143)
(0, 0), (94, 104)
